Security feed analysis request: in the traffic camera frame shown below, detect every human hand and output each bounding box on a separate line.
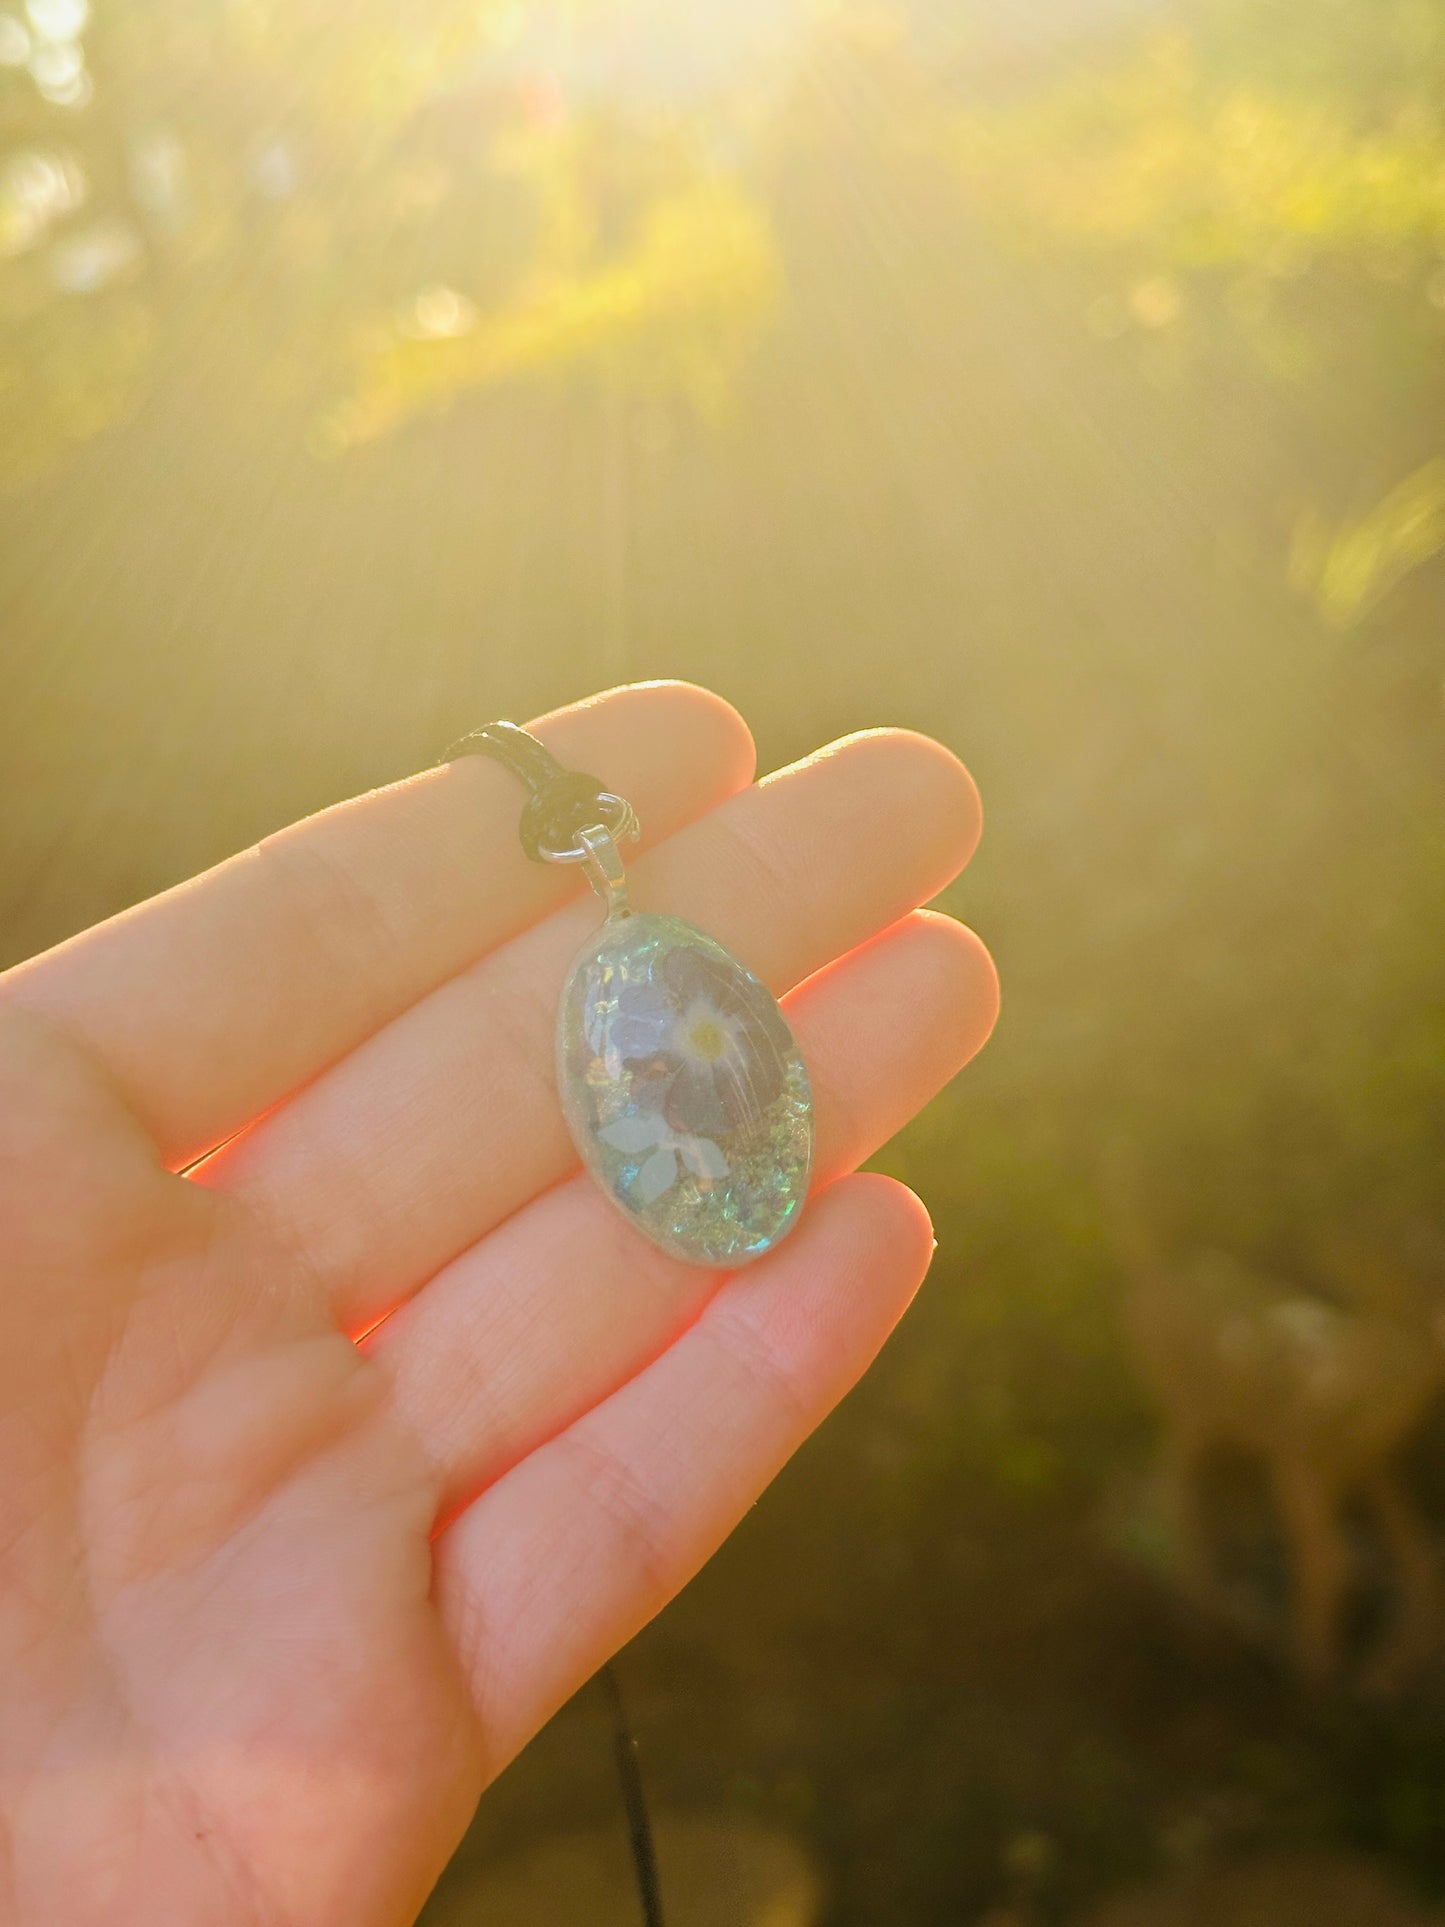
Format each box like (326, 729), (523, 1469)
(0, 683), (997, 1925)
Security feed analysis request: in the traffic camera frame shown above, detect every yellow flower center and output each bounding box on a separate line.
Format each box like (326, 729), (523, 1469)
(687, 1016), (728, 1063)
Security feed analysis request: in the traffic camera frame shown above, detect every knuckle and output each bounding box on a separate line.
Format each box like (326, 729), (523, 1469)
(0, 1000), (167, 1268)
(254, 830), (407, 1005)
(560, 1428), (673, 1601)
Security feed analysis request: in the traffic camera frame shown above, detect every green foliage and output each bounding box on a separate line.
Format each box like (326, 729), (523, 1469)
(0, 0), (781, 480)
(1291, 458), (1445, 626)
(317, 176), (779, 451)
(950, 27), (1445, 266)
(944, 0), (1445, 624)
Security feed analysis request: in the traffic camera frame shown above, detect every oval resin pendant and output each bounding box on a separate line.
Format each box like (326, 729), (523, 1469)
(556, 912), (813, 1266)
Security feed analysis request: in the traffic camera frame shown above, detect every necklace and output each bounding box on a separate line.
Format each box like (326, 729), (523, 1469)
(452, 722), (813, 1268)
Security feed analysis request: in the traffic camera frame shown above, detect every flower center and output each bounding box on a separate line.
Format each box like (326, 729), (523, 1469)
(687, 1015), (728, 1063)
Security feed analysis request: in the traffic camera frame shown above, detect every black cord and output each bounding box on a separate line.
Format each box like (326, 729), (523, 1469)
(445, 721), (618, 863)
(602, 1662), (665, 1927)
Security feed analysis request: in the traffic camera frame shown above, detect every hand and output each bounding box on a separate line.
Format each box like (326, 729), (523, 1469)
(0, 683), (996, 1925)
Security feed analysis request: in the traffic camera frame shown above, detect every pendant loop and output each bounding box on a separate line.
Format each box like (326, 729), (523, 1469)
(445, 723), (641, 864)
(533, 791), (640, 864)
(575, 823), (632, 919)
(443, 718), (640, 917)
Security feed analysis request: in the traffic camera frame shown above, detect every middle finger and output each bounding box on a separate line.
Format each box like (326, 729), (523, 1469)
(201, 729), (980, 1331)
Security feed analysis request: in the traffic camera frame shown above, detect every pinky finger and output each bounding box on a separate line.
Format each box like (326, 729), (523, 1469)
(433, 1173), (936, 1780)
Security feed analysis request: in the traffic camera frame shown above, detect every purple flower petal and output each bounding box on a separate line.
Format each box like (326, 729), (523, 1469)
(585, 978), (673, 1061)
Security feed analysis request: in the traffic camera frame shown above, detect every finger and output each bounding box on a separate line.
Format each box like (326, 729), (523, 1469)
(433, 1172), (934, 1778)
(369, 909), (995, 1520)
(0, 682), (755, 1168)
(207, 729), (983, 1329)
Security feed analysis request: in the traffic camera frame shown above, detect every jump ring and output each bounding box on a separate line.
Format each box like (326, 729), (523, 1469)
(536, 792), (640, 863)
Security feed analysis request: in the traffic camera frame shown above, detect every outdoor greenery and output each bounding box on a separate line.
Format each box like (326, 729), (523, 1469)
(1, 0), (1442, 1919)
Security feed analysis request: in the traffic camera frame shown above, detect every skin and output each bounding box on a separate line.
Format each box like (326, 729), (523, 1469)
(0, 682), (998, 1927)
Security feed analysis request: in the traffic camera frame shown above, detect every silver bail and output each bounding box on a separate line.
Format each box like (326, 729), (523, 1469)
(576, 822), (631, 919)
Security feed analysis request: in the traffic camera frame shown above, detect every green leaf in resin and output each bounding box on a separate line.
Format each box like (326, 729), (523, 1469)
(555, 912), (814, 1267)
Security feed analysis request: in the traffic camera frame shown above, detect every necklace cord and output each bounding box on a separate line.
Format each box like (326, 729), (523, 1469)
(602, 1661), (666, 1927)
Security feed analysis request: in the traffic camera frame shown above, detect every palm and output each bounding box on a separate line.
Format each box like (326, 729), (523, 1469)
(0, 684), (995, 1926)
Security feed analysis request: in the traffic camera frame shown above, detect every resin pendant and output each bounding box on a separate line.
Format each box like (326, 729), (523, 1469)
(557, 912), (813, 1267)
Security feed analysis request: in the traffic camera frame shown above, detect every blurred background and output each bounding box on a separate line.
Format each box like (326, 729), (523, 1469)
(2, 0), (1444, 1919)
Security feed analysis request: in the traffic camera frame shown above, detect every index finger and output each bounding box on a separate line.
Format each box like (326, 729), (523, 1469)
(0, 682), (755, 1168)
